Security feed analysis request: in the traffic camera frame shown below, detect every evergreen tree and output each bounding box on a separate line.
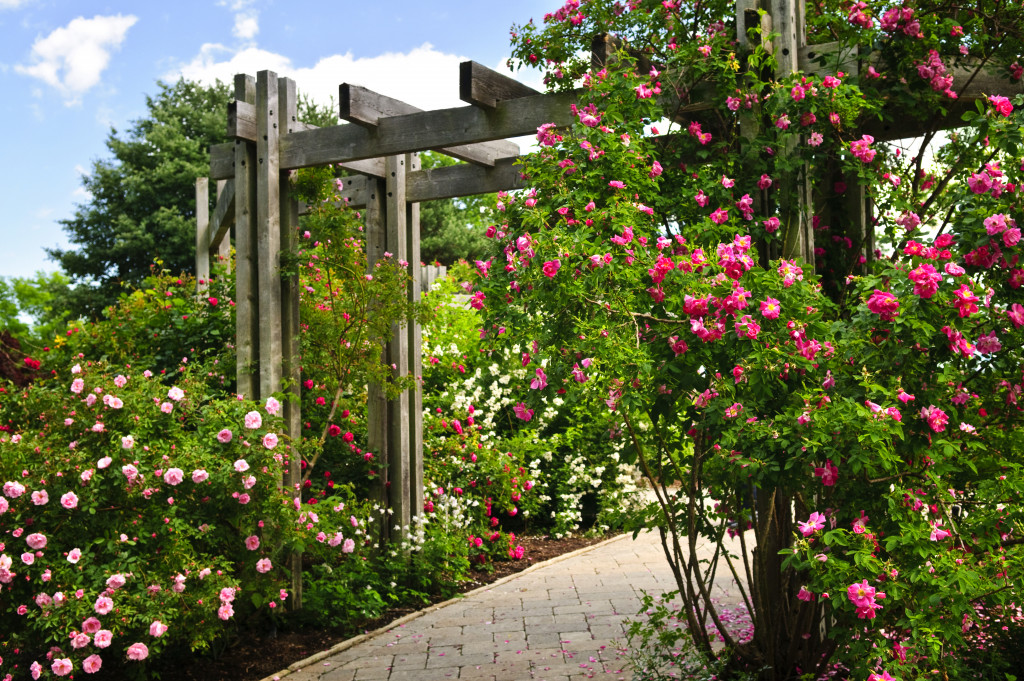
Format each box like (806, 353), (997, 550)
(48, 79), (232, 319)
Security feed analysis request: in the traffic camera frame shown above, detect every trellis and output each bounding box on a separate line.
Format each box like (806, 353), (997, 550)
(195, 0), (1019, 606)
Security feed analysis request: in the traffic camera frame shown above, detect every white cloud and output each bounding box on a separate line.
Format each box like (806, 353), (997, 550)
(233, 12), (259, 40)
(15, 14), (137, 104)
(174, 42), (548, 116)
(0, 0), (33, 9)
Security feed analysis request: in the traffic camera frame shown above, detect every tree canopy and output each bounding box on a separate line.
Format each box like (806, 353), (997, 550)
(48, 79), (232, 319)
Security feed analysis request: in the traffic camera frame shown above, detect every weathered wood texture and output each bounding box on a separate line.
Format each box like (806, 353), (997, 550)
(215, 180), (231, 272)
(210, 179), (235, 249)
(195, 178), (210, 290)
(460, 60), (540, 108)
(385, 155), (412, 538)
(256, 70), (283, 399)
(278, 89), (575, 169)
(406, 153), (424, 524)
(277, 75), (303, 611)
(364, 178), (390, 540)
(297, 156), (524, 209)
(233, 74), (259, 400)
(339, 84), (520, 166)
(421, 264), (448, 291)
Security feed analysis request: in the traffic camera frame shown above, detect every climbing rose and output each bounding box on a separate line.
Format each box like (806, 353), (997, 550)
(866, 290), (899, 320)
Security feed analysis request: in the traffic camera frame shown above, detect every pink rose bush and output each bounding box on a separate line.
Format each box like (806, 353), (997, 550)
(0, 362), (364, 676)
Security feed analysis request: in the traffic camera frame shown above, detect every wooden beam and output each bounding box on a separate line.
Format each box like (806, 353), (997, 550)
(333, 175), (372, 209)
(279, 90), (576, 170)
(211, 142), (234, 180)
(232, 94), (521, 169)
(386, 155), (411, 539)
(234, 74), (259, 400)
(405, 152), (423, 525)
(364, 177), (389, 543)
(339, 84), (520, 166)
(460, 60), (540, 108)
(225, 101), (388, 178)
(256, 70), (283, 399)
(215, 180), (231, 272)
(406, 156), (524, 202)
(210, 179), (235, 250)
(195, 177), (210, 290)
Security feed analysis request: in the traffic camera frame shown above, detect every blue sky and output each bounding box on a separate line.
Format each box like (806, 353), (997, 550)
(0, 0), (556, 280)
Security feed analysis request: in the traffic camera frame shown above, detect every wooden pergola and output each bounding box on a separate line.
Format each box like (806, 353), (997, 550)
(194, 0), (1020, 605)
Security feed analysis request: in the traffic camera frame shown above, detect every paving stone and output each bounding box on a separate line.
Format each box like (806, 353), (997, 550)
(282, 530), (749, 681)
(320, 669), (357, 681)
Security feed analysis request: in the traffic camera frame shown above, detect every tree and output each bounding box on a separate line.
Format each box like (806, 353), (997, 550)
(418, 152), (493, 265)
(477, 1), (1024, 678)
(48, 79), (232, 319)
(0, 270), (70, 348)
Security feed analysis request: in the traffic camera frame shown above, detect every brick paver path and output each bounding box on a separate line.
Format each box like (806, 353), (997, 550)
(270, 530), (744, 681)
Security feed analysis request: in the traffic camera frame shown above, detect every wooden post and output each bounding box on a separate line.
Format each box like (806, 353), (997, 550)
(195, 178), (210, 291)
(277, 75), (303, 610)
(406, 152), (424, 527)
(215, 180), (231, 273)
(364, 177), (390, 542)
(234, 74), (259, 400)
(771, 0), (814, 265)
(386, 155), (411, 539)
(256, 70), (283, 400)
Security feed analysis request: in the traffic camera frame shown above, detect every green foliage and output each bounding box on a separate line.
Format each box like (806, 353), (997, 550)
(49, 80), (233, 320)
(477, 0), (1024, 678)
(0, 360), (364, 679)
(0, 271), (71, 348)
(418, 153), (493, 265)
(41, 264), (236, 382)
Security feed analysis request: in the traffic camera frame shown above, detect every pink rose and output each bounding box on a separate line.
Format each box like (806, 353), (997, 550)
(106, 574), (126, 590)
(94, 596), (113, 615)
(126, 643), (149, 661)
(60, 492), (78, 509)
(265, 396), (281, 415)
(256, 558), (272, 573)
(160, 402), (173, 414)
(217, 428), (233, 444)
(262, 433), (278, 449)
(51, 658), (73, 677)
(149, 620), (168, 637)
(542, 259), (561, 278)
(167, 386), (185, 401)
(82, 616), (102, 633)
(94, 630), (113, 648)
(31, 490), (48, 506)
(192, 469), (209, 483)
(245, 535), (260, 551)
(71, 378), (84, 394)
(244, 411), (262, 429)
(163, 468), (184, 486)
(97, 456), (112, 469)
(26, 532), (47, 550)
(218, 604), (234, 620)
(83, 654), (103, 674)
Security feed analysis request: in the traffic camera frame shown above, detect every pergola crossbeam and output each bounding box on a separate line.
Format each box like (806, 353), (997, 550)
(339, 84), (520, 166)
(459, 60), (541, 108)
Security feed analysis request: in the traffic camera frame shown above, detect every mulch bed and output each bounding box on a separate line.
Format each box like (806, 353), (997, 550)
(156, 534), (615, 681)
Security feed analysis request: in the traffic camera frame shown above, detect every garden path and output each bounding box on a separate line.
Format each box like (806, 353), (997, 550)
(267, 530), (748, 681)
